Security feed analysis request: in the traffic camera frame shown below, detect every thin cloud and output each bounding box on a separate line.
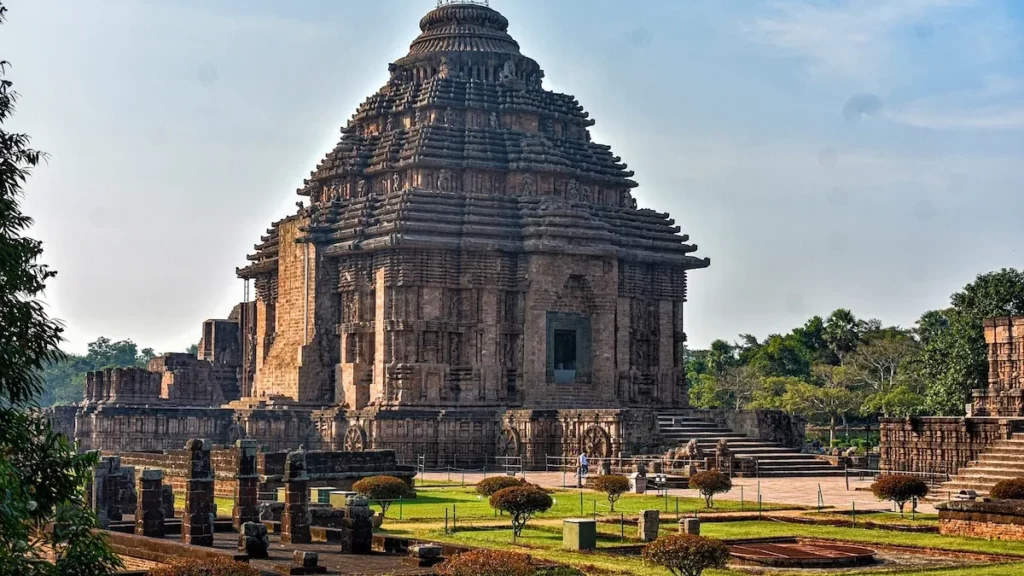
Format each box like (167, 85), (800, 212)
(887, 76), (1024, 130)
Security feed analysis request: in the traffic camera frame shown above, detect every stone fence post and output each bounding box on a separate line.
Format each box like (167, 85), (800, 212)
(182, 439), (214, 546)
(135, 470), (165, 538)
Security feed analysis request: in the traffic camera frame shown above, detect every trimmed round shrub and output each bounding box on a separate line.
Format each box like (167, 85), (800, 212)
(990, 478), (1024, 500)
(592, 474), (631, 511)
(352, 475), (415, 519)
(642, 534), (730, 576)
(871, 474), (929, 516)
(476, 475), (525, 496)
(489, 485), (554, 539)
(150, 557), (260, 576)
(436, 550), (535, 576)
(689, 470), (732, 509)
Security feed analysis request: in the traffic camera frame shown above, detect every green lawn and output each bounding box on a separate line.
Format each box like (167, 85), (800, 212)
(799, 510), (940, 528)
(385, 485), (794, 523)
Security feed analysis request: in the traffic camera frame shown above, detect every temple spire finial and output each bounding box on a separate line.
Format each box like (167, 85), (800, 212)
(437, 0), (489, 7)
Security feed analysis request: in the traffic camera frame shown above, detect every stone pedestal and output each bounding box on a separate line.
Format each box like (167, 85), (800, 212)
(182, 438), (214, 546)
(238, 521), (270, 558)
(341, 495), (374, 554)
(232, 439), (260, 531)
(629, 472), (647, 494)
(638, 510), (659, 542)
(679, 518), (700, 535)
(563, 518), (597, 551)
(135, 470), (165, 538)
(281, 448), (311, 545)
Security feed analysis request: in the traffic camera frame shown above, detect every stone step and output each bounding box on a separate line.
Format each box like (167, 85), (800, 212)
(976, 453), (1024, 463)
(950, 468), (1024, 480)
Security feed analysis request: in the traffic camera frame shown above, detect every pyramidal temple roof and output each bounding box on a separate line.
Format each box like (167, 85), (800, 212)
(239, 3), (710, 276)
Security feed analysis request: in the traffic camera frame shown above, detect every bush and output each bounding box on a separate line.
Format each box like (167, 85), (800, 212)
(352, 475), (415, 519)
(642, 534), (730, 576)
(592, 475), (631, 511)
(150, 557), (261, 576)
(871, 474), (929, 517)
(689, 470), (732, 508)
(476, 476), (525, 496)
(990, 478), (1024, 500)
(489, 485), (553, 540)
(436, 550), (535, 576)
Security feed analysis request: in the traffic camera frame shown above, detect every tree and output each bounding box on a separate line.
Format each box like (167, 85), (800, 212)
(437, 550), (535, 576)
(352, 475), (414, 520)
(475, 476), (524, 497)
(489, 485), (553, 540)
(688, 373), (730, 409)
(824, 309), (860, 365)
(748, 334), (810, 378)
(186, 343), (199, 356)
(920, 269), (1024, 415)
(591, 475), (630, 512)
(850, 331), (919, 396)
(642, 534), (730, 576)
(717, 365), (759, 410)
(704, 340), (737, 376)
(688, 470), (732, 508)
(781, 378), (859, 444)
(0, 5), (121, 570)
(989, 478), (1024, 500)
(870, 475), (928, 517)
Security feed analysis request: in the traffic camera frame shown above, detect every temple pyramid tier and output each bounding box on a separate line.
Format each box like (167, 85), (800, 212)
(58, 2), (719, 469)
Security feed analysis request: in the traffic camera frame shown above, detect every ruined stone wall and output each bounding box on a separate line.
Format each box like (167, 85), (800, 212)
(938, 500), (1024, 541)
(720, 409), (806, 449)
(75, 405), (235, 453)
(879, 417), (1013, 475)
(84, 367), (162, 405)
(250, 217), (333, 403)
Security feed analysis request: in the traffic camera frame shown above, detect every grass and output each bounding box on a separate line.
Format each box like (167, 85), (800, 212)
(799, 510), (940, 528)
(384, 485), (795, 523)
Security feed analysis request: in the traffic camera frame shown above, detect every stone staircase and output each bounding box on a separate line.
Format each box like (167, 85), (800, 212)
(937, 434), (1024, 498)
(657, 410), (844, 478)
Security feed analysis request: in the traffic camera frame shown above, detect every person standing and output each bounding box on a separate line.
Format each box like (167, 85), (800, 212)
(577, 451), (589, 488)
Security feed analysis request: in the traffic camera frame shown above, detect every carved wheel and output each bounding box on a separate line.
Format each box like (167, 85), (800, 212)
(344, 425), (367, 452)
(582, 425), (611, 458)
(496, 427), (521, 457)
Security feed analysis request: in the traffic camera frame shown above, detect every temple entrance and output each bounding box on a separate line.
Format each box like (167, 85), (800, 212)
(553, 329), (577, 383)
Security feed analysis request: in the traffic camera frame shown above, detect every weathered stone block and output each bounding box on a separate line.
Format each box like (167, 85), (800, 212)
(238, 522), (270, 558)
(563, 518), (597, 551)
(679, 518), (700, 535)
(638, 510), (659, 542)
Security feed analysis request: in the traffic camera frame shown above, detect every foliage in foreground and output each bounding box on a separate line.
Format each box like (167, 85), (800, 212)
(642, 534), (730, 576)
(437, 550), (536, 576)
(591, 475), (631, 512)
(149, 557), (260, 576)
(489, 486), (553, 540)
(0, 3), (120, 573)
(352, 475), (415, 519)
(871, 474), (929, 517)
(688, 470), (732, 508)
(990, 478), (1024, 500)
(476, 476), (525, 496)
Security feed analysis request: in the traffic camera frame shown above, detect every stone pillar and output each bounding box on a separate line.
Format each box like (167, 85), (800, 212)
(104, 456), (123, 522)
(341, 495), (374, 554)
(280, 447), (311, 544)
(119, 466), (138, 516)
(161, 485), (176, 519)
(135, 470), (165, 538)
(638, 510), (660, 542)
(679, 518), (700, 535)
(232, 439), (260, 531)
(238, 522), (269, 558)
(182, 439), (215, 546)
(90, 455), (110, 529)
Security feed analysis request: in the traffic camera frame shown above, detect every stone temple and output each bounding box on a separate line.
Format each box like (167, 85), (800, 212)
(51, 2), (715, 467)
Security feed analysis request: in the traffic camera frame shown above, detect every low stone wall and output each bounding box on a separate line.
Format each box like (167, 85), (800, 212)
(937, 500), (1024, 541)
(119, 447), (414, 498)
(720, 410), (805, 449)
(879, 417), (1020, 476)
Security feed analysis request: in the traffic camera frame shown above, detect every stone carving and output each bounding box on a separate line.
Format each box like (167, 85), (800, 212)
(439, 56), (451, 79)
(356, 179), (366, 197)
(489, 112), (499, 129)
(566, 179), (580, 201)
(444, 107), (453, 127)
(582, 186), (593, 203)
(437, 169), (453, 192)
(521, 173), (536, 196)
(497, 426), (521, 457)
(684, 438), (703, 461)
(392, 172), (402, 192)
(345, 425), (367, 452)
(385, 116), (394, 132)
(239, 521), (269, 558)
(414, 110), (421, 125)
(499, 59), (516, 84)
(582, 425), (611, 458)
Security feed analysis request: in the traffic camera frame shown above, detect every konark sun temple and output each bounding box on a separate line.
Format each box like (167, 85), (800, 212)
(51, 1), (839, 477)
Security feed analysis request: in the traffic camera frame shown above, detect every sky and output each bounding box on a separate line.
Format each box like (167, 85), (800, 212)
(1, 0), (1023, 354)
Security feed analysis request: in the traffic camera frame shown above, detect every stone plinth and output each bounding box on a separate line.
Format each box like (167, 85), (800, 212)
(563, 518), (597, 551)
(238, 522), (270, 559)
(638, 510), (659, 542)
(181, 439), (214, 546)
(232, 439), (259, 531)
(281, 448), (311, 545)
(937, 499), (1024, 541)
(679, 518), (700, 535)
(135, 470), (165, 538)
(341, 495), (374, 554)
(629, 473), (647, 494)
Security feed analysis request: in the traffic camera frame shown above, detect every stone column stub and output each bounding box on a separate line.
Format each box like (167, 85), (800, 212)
(232, 439), (260, 531)
(135, 469), (165, 538)
(280, 447), (311, 544)
(182, 438), (215, 546)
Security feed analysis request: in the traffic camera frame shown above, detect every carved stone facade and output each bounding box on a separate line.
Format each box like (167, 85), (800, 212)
(52, 3), (708, 467)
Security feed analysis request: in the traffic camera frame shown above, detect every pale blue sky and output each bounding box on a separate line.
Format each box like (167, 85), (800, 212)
(2, 0), (1022, 354)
